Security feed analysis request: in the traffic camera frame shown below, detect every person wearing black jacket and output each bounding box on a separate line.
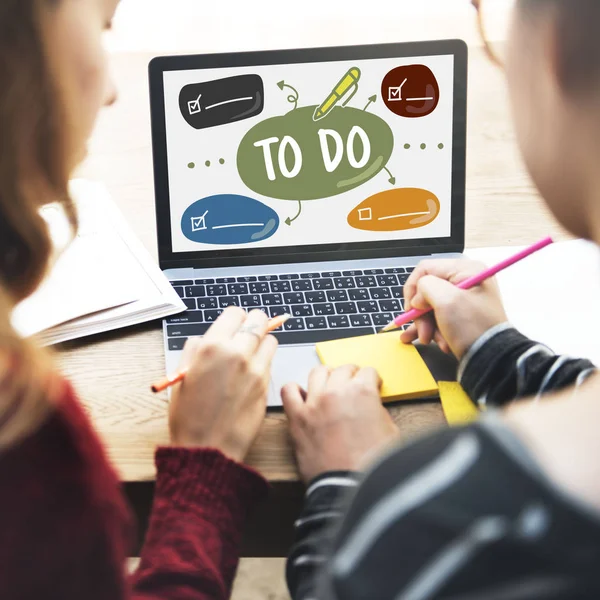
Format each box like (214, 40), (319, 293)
(283, 1), (600, 598)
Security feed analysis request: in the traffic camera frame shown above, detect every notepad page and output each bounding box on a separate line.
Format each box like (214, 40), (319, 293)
(316, 333), (438, 403)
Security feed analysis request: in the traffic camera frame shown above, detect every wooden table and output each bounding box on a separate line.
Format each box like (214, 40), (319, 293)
(60, 45), (567, 555)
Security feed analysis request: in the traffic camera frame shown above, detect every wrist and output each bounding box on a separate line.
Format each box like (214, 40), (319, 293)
(169, 433), (247, 463)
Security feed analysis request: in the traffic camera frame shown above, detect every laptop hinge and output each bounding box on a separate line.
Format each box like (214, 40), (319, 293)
(163, 267), (196, 280)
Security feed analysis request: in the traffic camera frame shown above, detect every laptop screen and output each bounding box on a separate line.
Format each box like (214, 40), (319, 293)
(151, 43), (466, 268)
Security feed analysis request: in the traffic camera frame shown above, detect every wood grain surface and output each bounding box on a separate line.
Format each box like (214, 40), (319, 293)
(59, 46), (568, 484)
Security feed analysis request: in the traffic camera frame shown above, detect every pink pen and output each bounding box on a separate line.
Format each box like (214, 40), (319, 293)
(379, 236), (554, 333)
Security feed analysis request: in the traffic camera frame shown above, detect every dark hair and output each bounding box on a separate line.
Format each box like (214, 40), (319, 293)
(521, 0), (600, 93)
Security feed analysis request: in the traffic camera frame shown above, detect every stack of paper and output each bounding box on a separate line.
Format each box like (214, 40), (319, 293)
(11, 180), (186, 345)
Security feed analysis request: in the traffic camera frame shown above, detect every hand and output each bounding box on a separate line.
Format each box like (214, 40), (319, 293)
(169, 307), (278, 462)
(282, 365), (398, 483)
(400, 258), (508, 359)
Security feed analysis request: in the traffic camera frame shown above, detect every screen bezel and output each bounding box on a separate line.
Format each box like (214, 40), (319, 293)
(149, 40), (468, 270)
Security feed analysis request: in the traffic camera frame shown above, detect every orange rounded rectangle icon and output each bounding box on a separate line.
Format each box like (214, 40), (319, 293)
(347, 188), (440, 232)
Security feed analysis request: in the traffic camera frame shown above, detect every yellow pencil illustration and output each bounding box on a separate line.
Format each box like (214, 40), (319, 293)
(313, 67), (361, 121)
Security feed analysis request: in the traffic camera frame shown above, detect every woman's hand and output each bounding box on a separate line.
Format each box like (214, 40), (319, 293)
(282, 365), (398, 483)
(169, 307), (278, 462)
(400, 258), (508, 359)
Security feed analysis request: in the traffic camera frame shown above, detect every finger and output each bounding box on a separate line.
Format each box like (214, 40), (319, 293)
(353, 367), (383, 391)
(281, 382), (305, 420)
(327, 364), (359, 389)
(400, 324), (418, 344)
(178, 336), (203, 370)
(415, 314), (436, 346)
(404, 259), (486, 308)
(434, 330), (451, 354)
(306, 365), (330, 402)
(417, 275), (463, 314)
(231, 309), (270, 357)
(251, 334), (279, 375)
(203, 306), (247, 341)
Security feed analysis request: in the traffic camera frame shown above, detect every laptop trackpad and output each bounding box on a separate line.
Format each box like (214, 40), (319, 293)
(268, 345), (321, 407)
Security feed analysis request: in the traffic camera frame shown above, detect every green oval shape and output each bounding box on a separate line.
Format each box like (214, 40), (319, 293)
(237, 105), (394, 201)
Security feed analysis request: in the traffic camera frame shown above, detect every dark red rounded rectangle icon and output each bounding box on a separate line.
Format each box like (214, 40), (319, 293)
(179, 74), (264, 130)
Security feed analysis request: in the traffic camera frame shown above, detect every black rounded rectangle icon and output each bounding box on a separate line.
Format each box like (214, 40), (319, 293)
(179, 74), (264, 130)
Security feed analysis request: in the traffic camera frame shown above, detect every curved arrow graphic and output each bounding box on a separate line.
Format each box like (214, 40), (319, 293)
(363, 95), (377, 112)
(277, 80), (300, 110)
(383, 166), (396, 185)
(285, 201), (303, 226)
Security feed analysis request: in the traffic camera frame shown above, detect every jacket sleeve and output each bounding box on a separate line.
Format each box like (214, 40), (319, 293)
(457, 323), (596, 408)
(129, 447), (268, 600)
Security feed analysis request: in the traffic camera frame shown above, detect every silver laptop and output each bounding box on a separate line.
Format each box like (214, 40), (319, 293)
(149, 40), (468, 406)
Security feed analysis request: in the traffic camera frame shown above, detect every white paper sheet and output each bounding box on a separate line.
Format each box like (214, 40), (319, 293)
(467, 239), (600, 367)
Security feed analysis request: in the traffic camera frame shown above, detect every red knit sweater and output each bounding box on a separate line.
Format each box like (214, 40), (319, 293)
(0, 379), (268, 599)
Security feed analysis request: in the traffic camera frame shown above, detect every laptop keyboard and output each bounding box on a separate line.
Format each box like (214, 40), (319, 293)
(165, 267), (415, 350)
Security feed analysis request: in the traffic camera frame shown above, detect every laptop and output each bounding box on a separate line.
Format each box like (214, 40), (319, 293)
(149, 40), (467, 406)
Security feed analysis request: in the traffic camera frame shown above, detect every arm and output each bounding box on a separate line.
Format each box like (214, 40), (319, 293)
(458, 323), (596, 407)
(130, 448), (267, 600)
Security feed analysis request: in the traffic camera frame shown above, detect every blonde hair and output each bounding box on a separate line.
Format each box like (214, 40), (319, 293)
(0, 0), (77, 450)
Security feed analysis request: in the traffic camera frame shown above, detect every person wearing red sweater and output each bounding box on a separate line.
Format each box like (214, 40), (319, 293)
(0, 1), (277, 598)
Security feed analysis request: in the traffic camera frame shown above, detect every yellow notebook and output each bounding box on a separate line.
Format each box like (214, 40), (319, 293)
(316, 333), (438, 403)
(438, 381), (480, 426)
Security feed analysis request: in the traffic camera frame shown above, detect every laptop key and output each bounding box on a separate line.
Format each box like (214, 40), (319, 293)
(168, 338), (188, 351)
(305, 290), (326, 303)
(185, 285), (206, 298)
(321, 271), (342, 278)
(166, 311), (205, 324)
(300, 273), (320, 279)
(262, 293), (283, 306)
(204, 309), (223, 322)
(351, 314), (372, 327)
(284, 292), (304, 305)
(291, 304), (313, 317)
(327, 290), (348, 302)
(390, 286), (404, 299)
(342, 270), (363, 276)
(327, 315), (350, 328)
(314, 303), (335, 316)
(377, 275), (398, 286)
(335, 302), (358, 315)
(370, 287), (391, 300)
(228, 283), (248, 295)
(372, 313), (394, 327)
(306, 316), (327, 329)
(197, 297), (218, 310)
(364, 269), (384, 275)
(398, 274), (411, 284)
(207, 285), (226, 296)
(219, 296), (240, 308)
(279, 273), (300, 280)
(258, 275), (278, 281)
(349, 289), (369, 301)
(356, 276), (376, 288)
(358, 301), (379, 313)
(406, 267), (415, 273)
(292, 280), (312, 292)
(216, 277), (236, 283)
(284, 318), (306, 331)
(241, 295), (262, 307)
(183, 298), (196, 310)
(195, 278), (215, 285)
(250, 282), (269, 294)
(173, 287), (185, 298)
(167, 323), (210, 337)
(384, 267), (406, 274)
(380, 299), (402, 312)
(271, 281), (292, 293)
(268, 305), (290, 318)
(172, 280), (194, 286)
(313, 278), (334, 290)
(236, 276), (257, 282)
(334, 277), (355, 289)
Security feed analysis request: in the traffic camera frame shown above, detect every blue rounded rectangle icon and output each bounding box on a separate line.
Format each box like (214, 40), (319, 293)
(179, 74), (264, 130)
(181, 194), (279, 245)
